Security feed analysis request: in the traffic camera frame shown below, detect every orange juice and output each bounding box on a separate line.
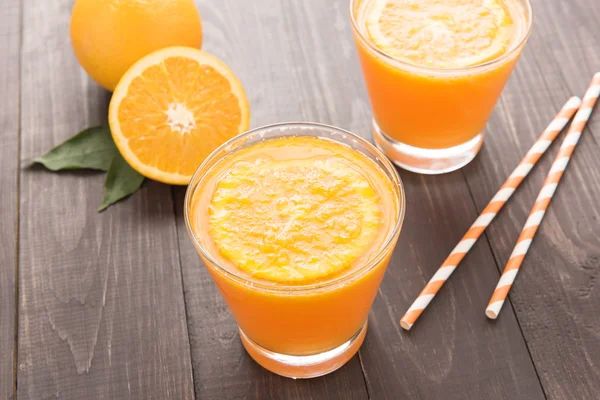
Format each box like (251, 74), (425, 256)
(351, 0), (532, 173)
(185, 123), (404, 378)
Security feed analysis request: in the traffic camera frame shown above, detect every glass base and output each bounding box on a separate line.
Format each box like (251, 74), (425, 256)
(372, 120), (483, 174)
(239, 321), (368, 379)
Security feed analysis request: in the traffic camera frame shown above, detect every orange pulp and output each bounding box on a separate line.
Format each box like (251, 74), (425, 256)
(109, 47), (250, 185)
(352, 0), (530, 149)
(188, 136), (401, 356)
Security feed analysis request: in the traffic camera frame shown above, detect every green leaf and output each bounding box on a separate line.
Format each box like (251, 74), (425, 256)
(98, 153), (145, 211)
(34, 126), (119, 171)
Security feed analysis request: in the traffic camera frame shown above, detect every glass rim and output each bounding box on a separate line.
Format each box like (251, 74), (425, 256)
(349, 0), (534, 75)
(184, 122), (406, 294)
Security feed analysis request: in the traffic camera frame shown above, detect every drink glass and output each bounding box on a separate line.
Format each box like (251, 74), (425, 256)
(184, 123), (405, 378)
(350, 0), (533, 174)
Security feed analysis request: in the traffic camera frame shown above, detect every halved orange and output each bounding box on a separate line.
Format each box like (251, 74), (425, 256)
(109, 46), (250, 185)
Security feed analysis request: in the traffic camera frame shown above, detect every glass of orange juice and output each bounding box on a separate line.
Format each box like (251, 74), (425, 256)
(185, 123), (405, 378)
(351, 0), (533, 174)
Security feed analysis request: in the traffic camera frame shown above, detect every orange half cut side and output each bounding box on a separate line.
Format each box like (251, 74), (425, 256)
(109, 46), (250, 185)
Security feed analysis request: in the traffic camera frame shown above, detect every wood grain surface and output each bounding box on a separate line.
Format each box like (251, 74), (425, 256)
(462, 0), (600, 398)
(0, 1), (20, 399)
(16, 1), (194, 399)
(1, 0), (599, 399)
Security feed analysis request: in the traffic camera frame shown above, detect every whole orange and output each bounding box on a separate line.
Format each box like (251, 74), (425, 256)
(70, 0), (202, 92)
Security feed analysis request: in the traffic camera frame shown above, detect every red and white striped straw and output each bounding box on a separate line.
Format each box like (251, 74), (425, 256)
(486, 73), (600, 319)
(400, 96), (581, 331)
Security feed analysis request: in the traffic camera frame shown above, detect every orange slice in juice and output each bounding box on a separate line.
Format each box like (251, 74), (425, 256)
(365, 0), (517, 68)
(109, 46), (250, 185)
(208, 138), (383, 284)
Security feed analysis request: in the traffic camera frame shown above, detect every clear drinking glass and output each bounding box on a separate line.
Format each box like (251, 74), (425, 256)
(184, 123), (405, 378)
(350, 0), (533, 174)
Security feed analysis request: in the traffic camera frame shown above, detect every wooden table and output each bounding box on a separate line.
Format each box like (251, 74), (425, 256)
(2, 0), (599, 399)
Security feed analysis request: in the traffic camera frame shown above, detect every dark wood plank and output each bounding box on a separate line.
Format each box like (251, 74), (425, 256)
(0, 1), (20, 399)
(358, 176), (545, 399)
(531, 0), (600, 142)
(176, 0), (545, 399)
(281, 0), (545, 399)
(462, 1), (600, 398)
(173, 1), (370, 399)
(17, 1), (194, 399)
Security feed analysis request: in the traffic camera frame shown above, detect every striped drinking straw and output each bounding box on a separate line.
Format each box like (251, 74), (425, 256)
(400, 96), (582, 331)
(486, 73), (600, 319)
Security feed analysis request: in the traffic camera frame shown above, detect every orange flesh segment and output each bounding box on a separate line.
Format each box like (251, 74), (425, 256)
(117, 56), (243, 178)
(206, 137), (389, 284)
(364, 0), (522, 68)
